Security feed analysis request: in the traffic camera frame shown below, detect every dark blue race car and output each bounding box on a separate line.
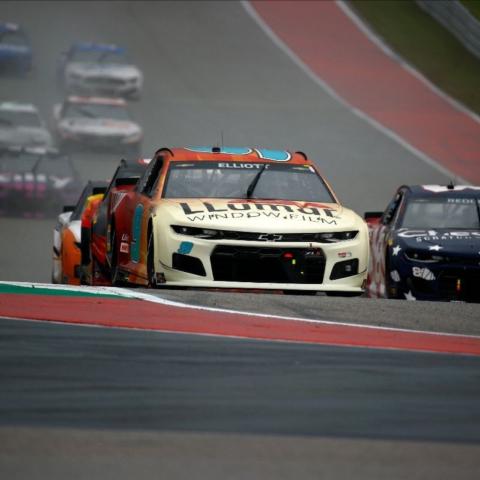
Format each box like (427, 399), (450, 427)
(0, 22), (32, 74)
(365, 185), (480, 302)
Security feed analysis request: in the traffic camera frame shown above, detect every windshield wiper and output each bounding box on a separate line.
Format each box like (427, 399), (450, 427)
(246, 164), (267, 199)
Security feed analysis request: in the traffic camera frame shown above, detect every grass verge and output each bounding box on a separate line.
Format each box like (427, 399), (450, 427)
(349, 0), (480, 115)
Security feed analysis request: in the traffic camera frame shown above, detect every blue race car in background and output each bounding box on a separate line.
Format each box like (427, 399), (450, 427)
(0, 22), (32, 74)
(57, 42), (143, 99)
(365, 184), (480, 302)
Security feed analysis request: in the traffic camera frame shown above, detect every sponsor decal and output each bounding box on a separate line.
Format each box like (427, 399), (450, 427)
(392, 245), (401, 256)
(120, 242), (129, 253)
(131, 204), (144, 263)
(404, 290), (416, 301)
(179, 202), (339, 225)
(446, 198), (475, 204)
(121, 233), (129, 241)
(186, 147), (253, 155)
(177, 241), (193, 255)
(412, 267), (435, 281)
(254, 149), (291, 162)
(390, 270), (401, 282)
(428, 244), (443, 251)
(398, 229), (480, 242)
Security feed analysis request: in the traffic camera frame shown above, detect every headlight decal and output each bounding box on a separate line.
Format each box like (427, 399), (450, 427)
(171, 225), (358, 242)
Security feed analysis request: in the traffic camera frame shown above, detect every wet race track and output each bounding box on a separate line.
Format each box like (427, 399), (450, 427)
(1, 2), (480, 479)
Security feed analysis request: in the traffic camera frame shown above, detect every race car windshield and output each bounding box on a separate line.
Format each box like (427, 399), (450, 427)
(401, 198), (480, 229)
(163, 162), (336, 203)
(0, 110), (41, 127)
(62, 103), (130, 121)
(0, 30), (28, 46)
(71, 49), (128, 64)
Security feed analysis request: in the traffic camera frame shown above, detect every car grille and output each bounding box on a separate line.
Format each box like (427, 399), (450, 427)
(210, 246), (325, 284)
(85, 76), (127, 87)
(438, 270), (480, 302)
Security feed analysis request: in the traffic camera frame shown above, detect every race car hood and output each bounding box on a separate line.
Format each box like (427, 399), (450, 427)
(394, 228), (480, 257)
(58, 117), (141, 137)
(66, 62), (141, 81)
(156, 199), (364, 233)
(0, 126), (52, 147)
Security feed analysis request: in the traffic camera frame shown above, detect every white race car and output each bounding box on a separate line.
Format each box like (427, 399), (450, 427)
(108, 147), (370, 295)
(53, 96), (143, 157)
(0, 102), (52, 149)
(58, 42), (143, 100)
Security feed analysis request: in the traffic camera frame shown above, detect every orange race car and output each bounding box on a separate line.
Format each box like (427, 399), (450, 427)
(52, 181), (107, 284)
(81, 158), (149, 285)
(104, 146), (369, 295)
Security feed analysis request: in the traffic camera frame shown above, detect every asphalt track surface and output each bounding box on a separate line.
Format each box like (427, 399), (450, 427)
(1, 2), (480, 479)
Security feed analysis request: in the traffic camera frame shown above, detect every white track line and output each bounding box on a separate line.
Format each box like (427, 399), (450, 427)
(241, 0), (469, 184)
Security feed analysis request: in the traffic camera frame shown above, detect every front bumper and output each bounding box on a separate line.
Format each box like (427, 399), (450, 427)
(154, 231), (369, 292)
(390, 259), (480, 302)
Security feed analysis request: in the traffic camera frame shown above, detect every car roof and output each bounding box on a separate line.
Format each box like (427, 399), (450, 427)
(66, 95), (126, 106)
(0, 102), (37, 112)
(0, 146), (57, 156)
(402, 184), (480, 197)
(157, 146), (313, 165)
(72, 42), (125, 53)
